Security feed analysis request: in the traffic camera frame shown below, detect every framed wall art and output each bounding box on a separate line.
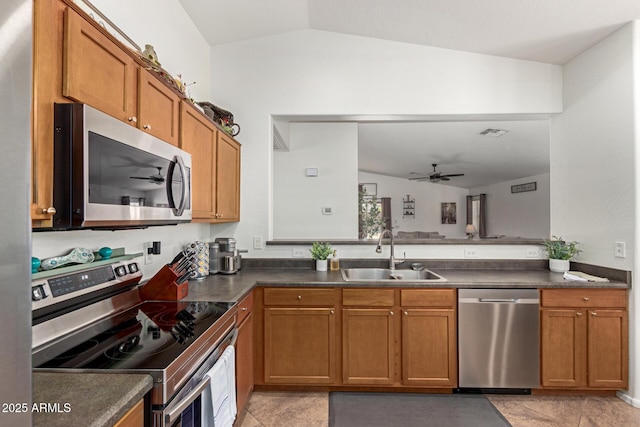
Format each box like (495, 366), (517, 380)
(441, 202), (456, 224)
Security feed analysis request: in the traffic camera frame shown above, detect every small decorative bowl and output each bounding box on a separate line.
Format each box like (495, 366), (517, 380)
(98, 247), (113, 259)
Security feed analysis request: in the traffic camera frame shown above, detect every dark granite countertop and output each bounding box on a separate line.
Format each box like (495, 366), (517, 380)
(186, 263), (629, 303)
(32, 372), (153, 427)
(31, 261), (627, 426)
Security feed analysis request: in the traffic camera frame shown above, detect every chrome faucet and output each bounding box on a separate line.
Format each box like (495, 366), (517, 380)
(376, 229), (405, 270)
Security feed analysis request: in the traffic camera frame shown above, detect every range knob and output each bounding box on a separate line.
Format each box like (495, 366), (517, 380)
(114, 266), (128, 277)
(32, 285), (48, 301)
(127, 263), (139, 274)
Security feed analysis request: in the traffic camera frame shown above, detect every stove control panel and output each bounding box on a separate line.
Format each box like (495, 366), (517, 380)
(32, 257), (143, 311)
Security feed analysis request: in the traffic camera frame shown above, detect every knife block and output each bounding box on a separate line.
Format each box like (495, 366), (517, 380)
(139, 265), (189, 301)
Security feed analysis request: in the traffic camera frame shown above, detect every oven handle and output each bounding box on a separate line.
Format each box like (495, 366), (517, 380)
(164, 325), (238, 425)
(165, 375), (211, 425)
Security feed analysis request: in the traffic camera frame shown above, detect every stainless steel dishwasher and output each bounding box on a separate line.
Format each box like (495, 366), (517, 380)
(458, 289), (539, 391)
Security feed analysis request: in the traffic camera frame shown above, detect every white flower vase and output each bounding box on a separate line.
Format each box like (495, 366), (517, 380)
(316, 259), (328, 271)
(549, 259), (570, 273)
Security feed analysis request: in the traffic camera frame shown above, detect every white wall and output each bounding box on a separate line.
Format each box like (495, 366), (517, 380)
(274, 123), (359, 239)
(31, 0), (215, 278)
(90, 0), (210, 102)
(550, 22), (638, 405)
(359, 171), (469, 238)
(209, 29), (563, 257)
(470, 173), (550, 239)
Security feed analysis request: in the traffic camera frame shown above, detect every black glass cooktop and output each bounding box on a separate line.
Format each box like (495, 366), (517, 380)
(33, 300), (234, 370)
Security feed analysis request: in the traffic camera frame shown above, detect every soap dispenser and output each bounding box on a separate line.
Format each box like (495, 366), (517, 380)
(330, 250), (340, 271)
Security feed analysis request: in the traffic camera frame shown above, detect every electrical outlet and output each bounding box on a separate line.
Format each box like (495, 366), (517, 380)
(615, 241), (626, 258)
(525, 248), (540, 258)
(253, 235), (263, 250)
(143, 242), (153, 265)
(464, 248), (478, 259)
(292, 249), (306, 258)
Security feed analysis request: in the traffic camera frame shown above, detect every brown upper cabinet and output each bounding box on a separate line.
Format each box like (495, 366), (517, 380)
(63, 8), (138, 125)
(64, 9), (180, 146)
(32, 0), (240, 226)
(180, 101), (241, 222)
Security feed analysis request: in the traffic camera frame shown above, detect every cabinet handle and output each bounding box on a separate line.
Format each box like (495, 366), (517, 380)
(389, 311), (394, 316)
(128, 116), (137, 123)
(330, 310), (334, 315)
(297, 295), (302, 300)
(41, 207), (56, 215)
(576, 312), (583, 317)
(143, 124), (152, 130)
(241, 307), (247, 311)
(404, 311), (408, 316)
(591, 311), (597, 316)
(583, 297), (590, 302)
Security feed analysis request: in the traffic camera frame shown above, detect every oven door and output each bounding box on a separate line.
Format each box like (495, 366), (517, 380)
(156, 328), (237, 427)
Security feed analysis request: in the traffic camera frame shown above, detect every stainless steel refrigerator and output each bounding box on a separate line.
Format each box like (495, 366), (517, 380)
(0, 0), (33, 424)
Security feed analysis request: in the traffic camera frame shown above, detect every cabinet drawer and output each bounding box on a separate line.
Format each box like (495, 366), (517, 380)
(541, 289), (627, 308)
(237, 291), (254, 324)
(342, 289), (395, 306)
(400, 289), (456, 308)
(264, 288), (336, 306)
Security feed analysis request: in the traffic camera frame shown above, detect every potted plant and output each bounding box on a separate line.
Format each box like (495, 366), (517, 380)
(543, 236), (581, 273)
(310, 242), (333, 271)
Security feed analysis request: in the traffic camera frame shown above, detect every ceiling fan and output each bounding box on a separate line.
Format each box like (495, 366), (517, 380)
(130, 166), (165, 185)
(409, 164), (465, 183)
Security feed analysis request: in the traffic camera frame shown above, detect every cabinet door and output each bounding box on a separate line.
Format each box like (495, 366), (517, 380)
(179, 101), (216, 219)
(138, 69), (180, 146)
(587, 309), (628, 388)
(342, 308), (396, 385)
(264, 308), (336, 384)
(540, 308), (587, 388)
(402, 309), (456, 387)
(214, 132), (241, 222)
(112, 399), (144, 427)
(235, 306), (254, 414)
(63, 8), (137, 123)
(32, 0), (68, 225)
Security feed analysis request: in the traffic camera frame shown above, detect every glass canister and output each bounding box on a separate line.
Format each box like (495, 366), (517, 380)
(208, 242), (219, 275)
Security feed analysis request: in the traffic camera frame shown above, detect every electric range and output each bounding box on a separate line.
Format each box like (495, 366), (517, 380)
(31, 256), (237, 426)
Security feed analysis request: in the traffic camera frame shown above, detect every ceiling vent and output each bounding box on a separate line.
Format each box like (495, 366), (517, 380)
(479, 128), (508, 137)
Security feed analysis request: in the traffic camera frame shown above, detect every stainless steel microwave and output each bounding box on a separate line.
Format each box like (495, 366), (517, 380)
(45, 103), (191, 230)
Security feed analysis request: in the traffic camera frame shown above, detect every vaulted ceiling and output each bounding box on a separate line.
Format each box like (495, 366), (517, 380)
(179, 0), (639, 188)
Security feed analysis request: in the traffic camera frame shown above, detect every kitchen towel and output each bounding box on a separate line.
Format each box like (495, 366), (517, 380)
(202, 345), (236, 427)
(563, 271), (609, 282)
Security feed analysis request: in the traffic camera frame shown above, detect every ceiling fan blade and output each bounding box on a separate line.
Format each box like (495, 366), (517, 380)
(440, 173), (464, 178)
(440, 177), (450, 181)
(408, 176), (430, 181)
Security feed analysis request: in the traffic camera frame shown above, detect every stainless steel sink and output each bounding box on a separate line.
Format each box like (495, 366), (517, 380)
(341, 268), (447, 282)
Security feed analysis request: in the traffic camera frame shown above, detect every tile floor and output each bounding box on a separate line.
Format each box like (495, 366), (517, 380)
(239, 391), (640, 427)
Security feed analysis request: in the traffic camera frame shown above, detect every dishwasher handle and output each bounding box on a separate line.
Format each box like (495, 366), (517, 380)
(460, 297), (539, 304)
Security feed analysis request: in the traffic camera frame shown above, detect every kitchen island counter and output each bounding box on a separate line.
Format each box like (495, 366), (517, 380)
(32, 372), (152, 427)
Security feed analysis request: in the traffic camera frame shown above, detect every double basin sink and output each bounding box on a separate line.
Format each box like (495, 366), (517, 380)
(341, 268), (447, 282)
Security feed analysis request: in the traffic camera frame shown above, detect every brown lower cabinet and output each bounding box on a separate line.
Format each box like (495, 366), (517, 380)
(256, 287), (457, 388)
(540, 289), (628, 389)
(235, 293), (254, 415)
(112, 399), (144, 427)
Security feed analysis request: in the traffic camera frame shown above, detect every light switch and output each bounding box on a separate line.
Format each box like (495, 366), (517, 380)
(305, 168), (318, 177)
(614, 242), (626, 258)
